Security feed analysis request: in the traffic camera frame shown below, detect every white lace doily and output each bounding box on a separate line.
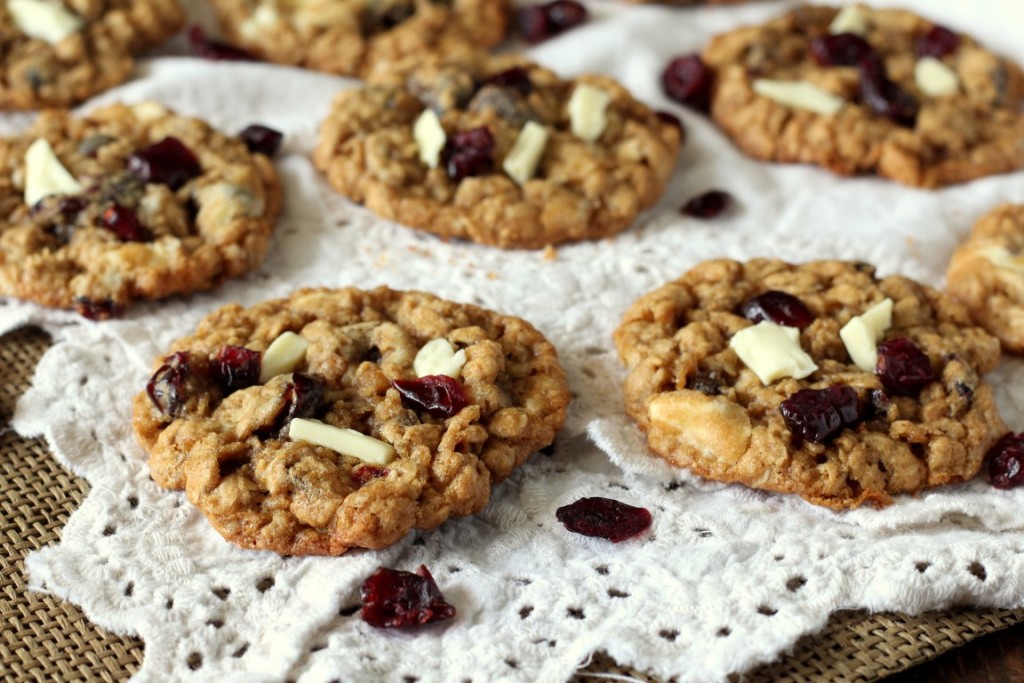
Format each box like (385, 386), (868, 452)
(10, 1), (1024, 681)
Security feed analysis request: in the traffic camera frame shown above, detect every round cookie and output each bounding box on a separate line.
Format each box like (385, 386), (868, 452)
(0, 102), (282, 319)
(947, 204), (1024, 353)
(313, 53), (682, 249)
(1, 0), (184, 110)
(699, 4), (1024, 187)
(614, 258), (1007, 509)
(207, 0), (510, 79)
(132, 287), (572, 555)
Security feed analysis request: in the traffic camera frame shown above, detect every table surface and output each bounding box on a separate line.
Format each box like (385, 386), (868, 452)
(887, 623), (1024, 683)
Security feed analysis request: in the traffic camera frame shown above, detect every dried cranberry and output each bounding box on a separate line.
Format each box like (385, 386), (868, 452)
(681, 190), (732, 219)
(57, 196), (87, 219)
(443, 127), (495, 182)
(988, 433), (1024, 489)
(875, 337), (934, 396)
(281, 372), (324, 423)
(213, 345), (261, 391)
(780, 385), (861, 444)
(74, 297), (124, 321)
(128, 137), (202, 190)
(916, 25), (960, 58)
(516, 1), (587, 44)
(661, 55), (713, 112)
(686, 369), (723, 396)
(857, 58), (918, 127)
(810, 33), (876, 67)
(101, 205), (152, 242)
(352, 465), (389, 486)
(482, 67), (533, 96)
(187, 25), (256, 61)
(239, 124), (283, 156)
(740, 291), (814, 329)
(393, 375), (469, 419)
(866, 388), (891, 418)
(360, 565), (456, 628)
(556, 497), (652, 543)
(655, 110), (684, 132)
(146, 351), (194, 417)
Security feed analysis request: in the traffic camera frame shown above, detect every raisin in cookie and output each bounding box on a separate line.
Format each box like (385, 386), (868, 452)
(207, 0), (510, 79)
(614, 258), (1007, 509)
(1, 0), (184, 110)
(699, 4), (1024, 187)
(0, 102), (282, 319)
(313, 53), (681, 248)
(132, 287), (571, 555)
(947, 204), (1024, 353)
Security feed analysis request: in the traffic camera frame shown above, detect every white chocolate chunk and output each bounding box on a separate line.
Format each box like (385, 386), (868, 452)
(568, 83), (612, 142)
(259, 331), (308, 383)
(829, 5), (869, 36)
(752, 79), (845, 115)
(502, 121), (549, 185)
(131, 101), (169, 121)
(413, 109), (446, 169)
(239, 4), (279, 39)
(840, 298), (893, 371)
(983, 246), (1024, 274)
(23, 138), (83, 207)
(289, 419), (396, 465)
(413, 338), (467, 379)
(915, 57), (960, 97)
(7, 0), (84, 44)
(729, 321), (818, 385)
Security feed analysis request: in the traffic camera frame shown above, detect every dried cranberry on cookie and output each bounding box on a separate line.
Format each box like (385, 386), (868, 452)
(614, 258), (1007, 509)
(313, 53), (682, 248)
(687, 4), (1024, 187)
(132, 287), (571, 555)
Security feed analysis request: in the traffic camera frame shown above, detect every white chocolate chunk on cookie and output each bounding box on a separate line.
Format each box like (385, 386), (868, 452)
(829, 6), (868, 36)
(752, 79), (844, 115)
(840, 298), (893, 371)
(413, 338), (466, 379)
(260, 331), (308, 382)
(23, 138), (83, 207)
(983, 246), (1024, 274)
(503, 121), (549, 185)
(7, 0), (84, 44)
(729, 321), (818, 384)
(915, 57), (960, 97)
(289, 418), (396, 465)
(568, 83), (612, 142)
(414, 108), (446, 169)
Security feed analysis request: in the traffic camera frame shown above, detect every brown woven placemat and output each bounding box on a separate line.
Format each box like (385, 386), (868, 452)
(2, 326), (1022, 683)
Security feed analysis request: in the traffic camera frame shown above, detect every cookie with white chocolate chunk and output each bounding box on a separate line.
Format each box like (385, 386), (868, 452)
(0, 102), (282, 318)
(312, 53), (682, 248)
(697, 4), (1024, 187)
(614, 259), (1006, 509)
(947, 204), (1024, 353)
(132, 286), (571, 555)
(1, 0), (184, 109)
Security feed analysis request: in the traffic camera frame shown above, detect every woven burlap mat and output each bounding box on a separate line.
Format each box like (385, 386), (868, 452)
(2, 326), (1022, 682)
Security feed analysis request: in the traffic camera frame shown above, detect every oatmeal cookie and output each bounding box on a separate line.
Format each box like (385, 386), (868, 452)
(947, 204), (1024, 353)
(0, 102), (282, 318)
(207, 0), (510, 79)
(313, 53), (681, 249)
(700, 4), (1024, 187)
(1, 0), (184, 110)
(614, 259), (1007, 509)
(132, 287), (571, 555)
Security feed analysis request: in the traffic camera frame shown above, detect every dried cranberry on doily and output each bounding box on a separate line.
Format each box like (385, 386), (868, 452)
(875, 337), (935, 396)
(780, 385), (861, 444)
(239, 124), (284, 156)
(516, 1), (588, 44)
(681, 190), (732, 219)
(393, 375), (469, 419)
(739, 291), (814, 329)
(987, 433), (1024, 490)
(556, 497), (652, 543)
(127, 137), (202, 190)
(74, 296), (124, 321)
(146, 351), (195, 417)
(213, 345), (261, 391)
(661, 54), (713, 112)
(361, 565), (456, 628)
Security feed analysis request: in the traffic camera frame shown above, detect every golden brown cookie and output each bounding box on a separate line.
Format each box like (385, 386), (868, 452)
(313, 52), (682, 249)
(947, 204), (1024, 353)
(0, 102), (282, 318)
(698, 4), (1024, 187)
(1, 0), (185, 110)
(206, 0), (510, 79)
(614, 258), (1007, 509)
(132, 287), (571, 555)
